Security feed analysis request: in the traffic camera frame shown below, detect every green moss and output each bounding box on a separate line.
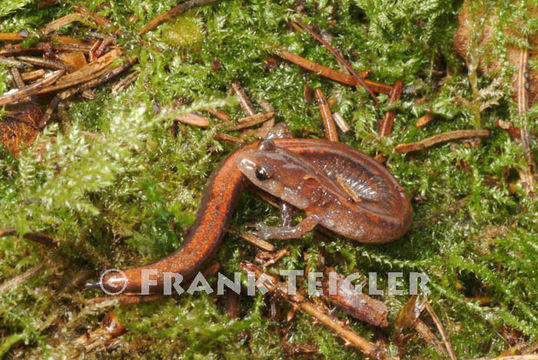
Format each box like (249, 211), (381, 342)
(0, 0), (536, 358)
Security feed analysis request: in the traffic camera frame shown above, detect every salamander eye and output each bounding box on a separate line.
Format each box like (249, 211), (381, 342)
(255, 165), (273, 180)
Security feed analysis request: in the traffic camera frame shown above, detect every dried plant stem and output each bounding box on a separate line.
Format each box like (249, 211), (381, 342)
(333, 112), (351, 133)
(175, 113), (210, 127)
(0, 227), (58, 247)
(139, 0), (221, 35)
(516, 45), (535, 197)
(0, 56), (32, 69)
(394, 129), (490, 154)
(21, 69), (46, 82)
(42, 13), (79, 35)
(314, 88), (338, 142)
(378, 80), (403, 137)
(293, 20), (378, 105)
(205, 108), (231, 122)
(239, 232), (275, 252)
(214, 132), (243, 144)
(17, 56), (70, 71)
(0, 69), (64, 106)
(277, 49), (393, 94)
(10, 68), (25, 89)
(424, 302), (457, 360)
(0, 33), (27, 41)
(241, 261), (390, 359)
(111, 71), (139, 93)
(232, 80), (256, 117)
(0, 263), (44, 293)
(225, 112), (274, 131)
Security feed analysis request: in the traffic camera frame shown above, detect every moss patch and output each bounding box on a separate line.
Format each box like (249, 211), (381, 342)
(0, 0), (536, 358)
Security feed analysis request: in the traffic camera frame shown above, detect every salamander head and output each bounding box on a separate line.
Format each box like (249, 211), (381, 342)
(238, 140), (321, 209)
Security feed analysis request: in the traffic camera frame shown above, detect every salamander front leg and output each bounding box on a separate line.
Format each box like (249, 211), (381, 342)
(279, 201), (295, 227)
(253, 215), (319, 240)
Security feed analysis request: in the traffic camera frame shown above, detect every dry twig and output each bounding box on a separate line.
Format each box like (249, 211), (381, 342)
(232, 80), (256, 117)
(225, 112), (274, 131)
(0, 263), (44, 293)
(139, 0), (221, 35)
(395, 129), (490, 154)
(241, 261), (390, 359)
(314, 88), (338, 141)
(293, 20), (378, 104)
(276, 49), (393, 94)
(0, 69), (64, 106)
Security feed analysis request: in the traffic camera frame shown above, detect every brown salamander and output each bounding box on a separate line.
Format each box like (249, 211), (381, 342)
(91, 134), (412, 295)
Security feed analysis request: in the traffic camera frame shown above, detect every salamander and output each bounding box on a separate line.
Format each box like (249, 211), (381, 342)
(91, 131), (412, 295)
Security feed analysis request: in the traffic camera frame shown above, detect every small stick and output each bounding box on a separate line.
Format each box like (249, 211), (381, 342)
(322, 270), (388, 327)
(241, 261), (389, 359)
(139, 0), (221, 35)
(314, 88), (338, 142)
(378, 80), (403, 137)
(175, 112), (210, 127)
(416, 113), (434, 128)
(0, 56), (32, 69)
(252, 100), (275, 138)
(277, 49), (392, 94)
(72, 55), (138, 90)
(42, 13), (80, 35)
(225, 112), (274, 131)
(0, 227), (58, 247)
(214, 132), (243, 144)
(111, 70), (139, 93)
(333, 112), (351, 133)
(304, 83), (313, 104)
(205, 108), (231, 122)
(50, 35), (92, 46)
(74, 5), (119, 35)
(16, 56), (70, 71)
(89, 40), (102, 63)
(38, 95), (62, 129)
(239, 232), (276, 252)
(394, 129), (490, 154)
(0, 263), (44, 293)
(293, 20), (378, 105)
(231, 80), (256, 117)
(0, 69), (64, 106)
(95, 37), (114, 59)
(0, 42), (91, 56)
(38, 49), (125, 94)
(21, 69), (46, 82)
(424, 302), (457, 360)
(516, 45), (535, 197)
(0, 33), (27, 41)
(10, 68), (25, 88)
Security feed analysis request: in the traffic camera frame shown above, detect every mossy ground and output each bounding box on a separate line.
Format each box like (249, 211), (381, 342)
(0, 0), (536, 358)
